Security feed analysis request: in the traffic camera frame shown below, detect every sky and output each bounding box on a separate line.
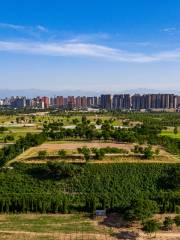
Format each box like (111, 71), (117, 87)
(0, 0), (180, 92)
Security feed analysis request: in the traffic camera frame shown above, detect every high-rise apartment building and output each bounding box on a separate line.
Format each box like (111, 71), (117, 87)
(67, 96), (75, 109)
(112, 94), (124, 110)
(100, 94), (112, 110)
(81, 96), (87, 108)
(42, 96), (49, 108)
(55, 96), (64, 108)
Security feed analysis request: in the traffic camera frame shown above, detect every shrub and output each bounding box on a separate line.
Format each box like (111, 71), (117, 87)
(174, 215), (180, 226)
(143, 219), (161, 234)
(58, 149), (66, 158)
(38, 150), (47, 159)
(163, 217), (174, 230)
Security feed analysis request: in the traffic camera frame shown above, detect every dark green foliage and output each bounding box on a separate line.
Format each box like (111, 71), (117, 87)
(174, 215), (180, 226)
(92, 146), (128, 154)
(78, 146), (91, 161)
(47, 162), (83, 179)
(4, 135), (15, 141)
(0, 126), (8, 132)
(0, 133), (46, 166)
(0, 162), (179, 215)
(38, 150), (47, 159)
(163, 217), (174, 230)
(144, 146), (154, 159)
(174, 126), (178, 135)
(92, 148), (105, 160)
(124, 199), (159, 221)
(143, 219), (161, 234)
(58, 149), (67, 158)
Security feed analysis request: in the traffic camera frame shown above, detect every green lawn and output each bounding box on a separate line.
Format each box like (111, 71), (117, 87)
(0, 213), (109, 240)
(161, 130), (180, 139)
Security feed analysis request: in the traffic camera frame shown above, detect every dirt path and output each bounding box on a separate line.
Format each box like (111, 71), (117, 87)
(0, 230), (179, 240)
(36, 142), (134, 151)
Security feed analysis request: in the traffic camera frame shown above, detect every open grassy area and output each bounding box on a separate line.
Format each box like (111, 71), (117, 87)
(0, 213), (112, 240)
(0, 124), (42, 142)
(161, 130), (180, 139)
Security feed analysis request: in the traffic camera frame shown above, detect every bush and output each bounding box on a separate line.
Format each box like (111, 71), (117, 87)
(143, 219), (161, 234)
(78, 146), (91, 161)
(144, 146), (154, 159)
(163, 217), (174, 230)
(174, 215), (180, 226)
(38, 150), (47, 159)
(58, 149), (66, 158)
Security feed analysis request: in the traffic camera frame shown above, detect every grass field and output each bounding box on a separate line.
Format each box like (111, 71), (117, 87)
(161, 131), (180, 139)
(0, 213), (179, 240)
(0, 213), (112, 240)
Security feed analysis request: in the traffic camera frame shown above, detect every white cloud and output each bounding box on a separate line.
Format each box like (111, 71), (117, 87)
(0, 40), (180, 63)
(36, 25), (48, 32)
(0, 22), (48, 35)
(0, 23), (26, 30)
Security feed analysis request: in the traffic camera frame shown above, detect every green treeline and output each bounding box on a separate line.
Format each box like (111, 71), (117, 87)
(0, 163), (179, 215)
(0, 133), (46, 166)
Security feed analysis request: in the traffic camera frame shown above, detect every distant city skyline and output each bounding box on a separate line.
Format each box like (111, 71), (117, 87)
(1, 93), (179, 110)
(0, 0), (180, 90)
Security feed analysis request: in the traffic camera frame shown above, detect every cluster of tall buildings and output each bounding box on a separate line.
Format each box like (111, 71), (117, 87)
(0, 93), (180, 110)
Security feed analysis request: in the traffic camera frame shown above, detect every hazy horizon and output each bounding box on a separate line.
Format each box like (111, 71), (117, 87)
(0, 87), (179, 98)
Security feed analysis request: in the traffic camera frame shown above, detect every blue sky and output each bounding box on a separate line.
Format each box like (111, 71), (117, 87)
(0, 0), (180, 91)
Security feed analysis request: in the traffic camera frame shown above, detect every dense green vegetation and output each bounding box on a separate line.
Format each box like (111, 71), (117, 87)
(0, 133), (46, 166)
(0, 162), (179, 216)
(0, 111), (180, 224)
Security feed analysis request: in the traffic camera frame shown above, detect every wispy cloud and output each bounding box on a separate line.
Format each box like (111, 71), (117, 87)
(0, 23), (180, 62)
(0, 23), (26, 31)
(161, 27), (178, 35)
(0, 22), (48, 37)
(0, 40), (180, 63)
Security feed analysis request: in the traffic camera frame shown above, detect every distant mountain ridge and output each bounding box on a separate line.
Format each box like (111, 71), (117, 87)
(0, 88), (179, 98)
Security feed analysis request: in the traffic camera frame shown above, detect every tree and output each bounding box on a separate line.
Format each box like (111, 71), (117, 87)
(143, 219), (161, 236)
(174, 126), (178, 135)
(163, 217), (174, 231)
(81, 115), (87, 124)
(93, 148), (105, 160)
(96, 119), (102, 125)
(124, 199), (159, 221)
(80, 146), (91, 162)
(58, 149), (66, 158)
(38, 150), (47, 159)
(144, 146), (154, 159)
